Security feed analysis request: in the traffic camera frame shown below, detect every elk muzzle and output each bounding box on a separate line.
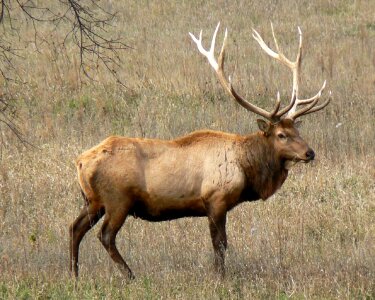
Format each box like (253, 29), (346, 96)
(305, 148), (315, 161)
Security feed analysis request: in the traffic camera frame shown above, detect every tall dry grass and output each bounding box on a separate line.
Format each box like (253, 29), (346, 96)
(0, 0), (374, 298)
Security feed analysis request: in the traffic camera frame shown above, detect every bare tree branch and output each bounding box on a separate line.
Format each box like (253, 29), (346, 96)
(0, 91), (34, 148)
(1, 0), (129, 82)
(60, 0), (130, 85)
(0, 0), (130, 147)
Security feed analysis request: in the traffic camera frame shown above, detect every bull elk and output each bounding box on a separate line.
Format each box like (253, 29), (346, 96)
(70, 23), (330, 279)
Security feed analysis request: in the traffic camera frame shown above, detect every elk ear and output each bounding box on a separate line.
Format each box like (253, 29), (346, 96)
(294, 120), (303, 129)
(257, 119), (271, 134)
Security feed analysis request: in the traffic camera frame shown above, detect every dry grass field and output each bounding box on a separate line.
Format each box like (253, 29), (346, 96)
(0, 0), (374, 299)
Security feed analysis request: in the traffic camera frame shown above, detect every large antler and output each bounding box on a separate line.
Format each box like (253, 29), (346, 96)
(252, 24), (330, 120)
(189, 23), (294, 122)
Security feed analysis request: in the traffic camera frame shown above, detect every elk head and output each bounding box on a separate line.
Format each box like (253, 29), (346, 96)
(189, 23), (330, 167)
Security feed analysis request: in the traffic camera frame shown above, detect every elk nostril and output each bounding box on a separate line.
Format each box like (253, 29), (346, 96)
(306, 149), (315, 160)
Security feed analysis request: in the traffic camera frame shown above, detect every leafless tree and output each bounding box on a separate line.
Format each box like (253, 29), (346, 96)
(0, 0), (130, 147)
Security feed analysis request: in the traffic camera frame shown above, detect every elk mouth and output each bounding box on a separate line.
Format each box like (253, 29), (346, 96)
(302, 158), (312, 163)
(284, 157), (300, 169)
(299, 156), (314, 164)
(284, 156), (313, 169)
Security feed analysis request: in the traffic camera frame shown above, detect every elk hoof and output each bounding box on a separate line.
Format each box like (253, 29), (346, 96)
(121, 269), (135, 282)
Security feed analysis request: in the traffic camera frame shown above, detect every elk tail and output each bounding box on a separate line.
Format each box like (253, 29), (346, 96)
(80, 188), (89, 205)
(75, 159), (95, 204)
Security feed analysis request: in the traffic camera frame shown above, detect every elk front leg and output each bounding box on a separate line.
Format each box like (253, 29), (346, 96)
(208, 208), (227, 277)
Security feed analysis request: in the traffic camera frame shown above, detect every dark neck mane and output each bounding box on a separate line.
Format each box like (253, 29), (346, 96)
(238, 132), (288, 200)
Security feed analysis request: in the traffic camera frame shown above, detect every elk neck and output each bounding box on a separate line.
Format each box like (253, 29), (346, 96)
(237, 131), (288, 201)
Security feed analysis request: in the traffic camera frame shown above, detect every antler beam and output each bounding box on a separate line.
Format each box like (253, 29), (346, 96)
(252, 24), (330, 120)
(190, 23), (330, 122)
(189, 23), (288, 122)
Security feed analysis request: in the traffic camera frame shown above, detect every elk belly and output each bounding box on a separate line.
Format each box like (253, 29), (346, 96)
(129, 191), (207, 221)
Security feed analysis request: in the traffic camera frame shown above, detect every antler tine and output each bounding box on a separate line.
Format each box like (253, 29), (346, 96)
(296, 27), (303, 66)
(290, 80), (327, 106)
(252, 25), (296, 69)
(217, 27), (228, 75)
(276, 91), (297, 117)
(288, 91), (331, 120)
(189, 23), (220, 71)
(253, 25), (329, 120)
(252, 29), (279, 59)
(270, 91), (281, 118)
(270, 23), (280, 52)
(286, 80), (327, 119)
(253, 25), (302, 116)
(190, 23), (281, 122)
(300, 92), (331, 115)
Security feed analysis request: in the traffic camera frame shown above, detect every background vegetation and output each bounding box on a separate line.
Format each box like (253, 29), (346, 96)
(0, 0), (374, 298)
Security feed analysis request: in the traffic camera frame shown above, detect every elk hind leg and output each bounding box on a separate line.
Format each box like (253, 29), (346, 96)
(69, 200), (104, 277)
(98, 202), (134, 280)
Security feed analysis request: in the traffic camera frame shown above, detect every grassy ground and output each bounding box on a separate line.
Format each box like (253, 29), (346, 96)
(0, 0), (374, 299)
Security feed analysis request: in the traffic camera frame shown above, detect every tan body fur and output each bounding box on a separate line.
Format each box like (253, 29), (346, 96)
(76, 130), (289, 222)
(70, 119), (310, 279)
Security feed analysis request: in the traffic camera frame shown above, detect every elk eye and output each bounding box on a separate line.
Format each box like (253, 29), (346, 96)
(278, 133), (287, 139)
